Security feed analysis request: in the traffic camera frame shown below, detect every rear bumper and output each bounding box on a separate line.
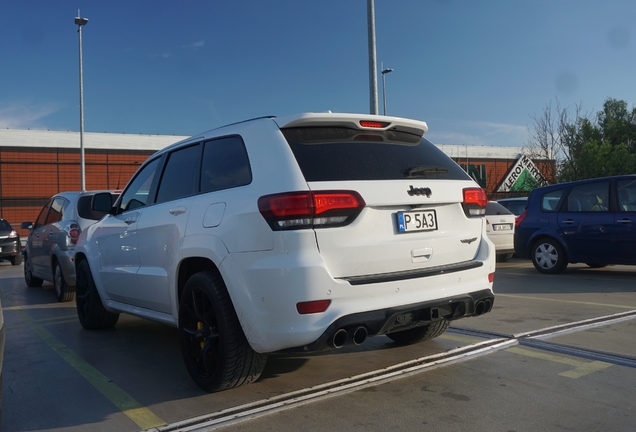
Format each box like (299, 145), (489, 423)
(278, 289), (494, 353)
(222, 234), (496, 353)
(0, 240), (20, 258)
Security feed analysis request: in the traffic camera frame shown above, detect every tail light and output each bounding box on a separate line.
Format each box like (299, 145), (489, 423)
(66, 222), (81, 245)
(8, 230), (18, 238)
(515, 209), (527, 227)
(258, 190), (365, 230)
(462, 188), (487, 217)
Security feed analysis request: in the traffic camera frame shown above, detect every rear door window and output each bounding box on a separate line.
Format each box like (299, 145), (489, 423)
(282, 127), (470, 181)
(566, 181), (610, 212)
(200, 136), (252, 193)
(156, 144), (201, 204)
(617, 179), (636, 212)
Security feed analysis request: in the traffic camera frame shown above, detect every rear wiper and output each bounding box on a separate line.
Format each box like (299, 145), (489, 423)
(404, 166), (449, 178)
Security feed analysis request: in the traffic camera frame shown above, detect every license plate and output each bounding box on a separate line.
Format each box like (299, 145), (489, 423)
(397, 210), (438, 233)
(493, 224), (512, 231)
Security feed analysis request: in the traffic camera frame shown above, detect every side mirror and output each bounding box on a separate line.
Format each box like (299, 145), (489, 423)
(20, 222), (33, 231)
(92, 193), (115, 214)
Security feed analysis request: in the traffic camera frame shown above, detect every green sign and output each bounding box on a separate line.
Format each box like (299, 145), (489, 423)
(497, 155), (546, 192)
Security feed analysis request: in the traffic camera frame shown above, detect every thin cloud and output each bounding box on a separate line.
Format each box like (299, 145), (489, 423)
(467, 120), (527, 137)
(0, 102), (61, 129)
(183, 40), (205, 49)
(427, 120), (527, 147)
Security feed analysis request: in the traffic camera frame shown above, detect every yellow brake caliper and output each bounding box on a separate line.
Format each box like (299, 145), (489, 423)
(198, 322), (205, 349)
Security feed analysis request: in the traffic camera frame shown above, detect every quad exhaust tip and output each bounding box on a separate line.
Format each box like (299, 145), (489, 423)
(474, 298), (493, 316)
(330, 326), (368, 349)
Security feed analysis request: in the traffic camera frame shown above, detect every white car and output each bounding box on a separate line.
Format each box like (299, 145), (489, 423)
(74, 113), (496, 392)
(485, 201), (516, 262)
(21, 191), (118, 302)
(496, 197), (527, 216)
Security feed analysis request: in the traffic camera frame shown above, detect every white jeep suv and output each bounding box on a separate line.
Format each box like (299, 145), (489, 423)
(74, 113), (495, 392)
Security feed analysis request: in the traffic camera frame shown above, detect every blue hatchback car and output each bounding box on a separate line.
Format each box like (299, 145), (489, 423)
(514, 175), (636, 273)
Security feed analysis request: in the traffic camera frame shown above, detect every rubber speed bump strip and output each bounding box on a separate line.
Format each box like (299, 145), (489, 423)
(145, 337), (516, 432)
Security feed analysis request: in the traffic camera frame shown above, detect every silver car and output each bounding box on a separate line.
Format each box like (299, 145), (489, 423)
(21, 191), (115, 302)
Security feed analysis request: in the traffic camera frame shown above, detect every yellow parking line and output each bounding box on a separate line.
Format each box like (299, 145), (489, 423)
(506, 346), (612, 378)
(11, 307), (165, 430)
(497, 294), (636, 310)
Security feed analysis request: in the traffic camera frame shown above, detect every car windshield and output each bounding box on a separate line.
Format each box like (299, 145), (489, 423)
(282, 127), (471, 182)
(0, 220), (12, 230)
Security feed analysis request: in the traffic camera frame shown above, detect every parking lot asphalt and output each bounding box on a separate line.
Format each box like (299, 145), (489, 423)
(1, 258), (635, 431)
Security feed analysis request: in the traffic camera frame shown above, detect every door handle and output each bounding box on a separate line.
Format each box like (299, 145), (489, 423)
(561, 219), (576, 225)
(124, 217), (137, 225)
(617, 218), (632, 224)
(169, 207), (187, 216)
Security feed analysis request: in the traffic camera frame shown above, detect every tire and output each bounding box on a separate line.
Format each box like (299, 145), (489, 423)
(179, 271), (267, 392)
(24, 254), (43, 287)
(496, 253), (513, 262)
(10, 253), (22, 266)
(54, 262), (75, 302)
(386, 319), (450, 345)
(531, 238), (568, 274)
(76, 259), (119, 329)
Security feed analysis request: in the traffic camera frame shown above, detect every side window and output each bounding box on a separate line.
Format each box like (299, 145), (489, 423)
(617, 179), (636, 212)
(45, 197), (68, 225)
(200, 136), (252, 193)
(34, 200), (53, 229)
(540, 190), (563, 212)
(566, 181), (609, 212)
(119, 158), (160, 212)
(156, 144), (200, 204)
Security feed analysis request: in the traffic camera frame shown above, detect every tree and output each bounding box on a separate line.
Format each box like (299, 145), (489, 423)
(527, 97), (636, 182)
(524, 98), (588, 183)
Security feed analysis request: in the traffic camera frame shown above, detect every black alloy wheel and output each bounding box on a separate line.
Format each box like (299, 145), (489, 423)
(75, 259), (119, 329)
(179, 271), (266, 392)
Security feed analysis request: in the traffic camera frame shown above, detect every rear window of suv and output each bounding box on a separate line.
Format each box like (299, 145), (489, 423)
(282, 127), (471, 182)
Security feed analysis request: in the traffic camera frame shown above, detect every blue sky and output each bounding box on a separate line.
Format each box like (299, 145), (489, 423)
(2, 1), (636, 147)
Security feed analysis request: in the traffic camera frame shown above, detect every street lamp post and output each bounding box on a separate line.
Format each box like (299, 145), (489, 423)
(367, 0), (378, 115)
(75, 11), (88, 191)
(381, 66), (393, 116)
